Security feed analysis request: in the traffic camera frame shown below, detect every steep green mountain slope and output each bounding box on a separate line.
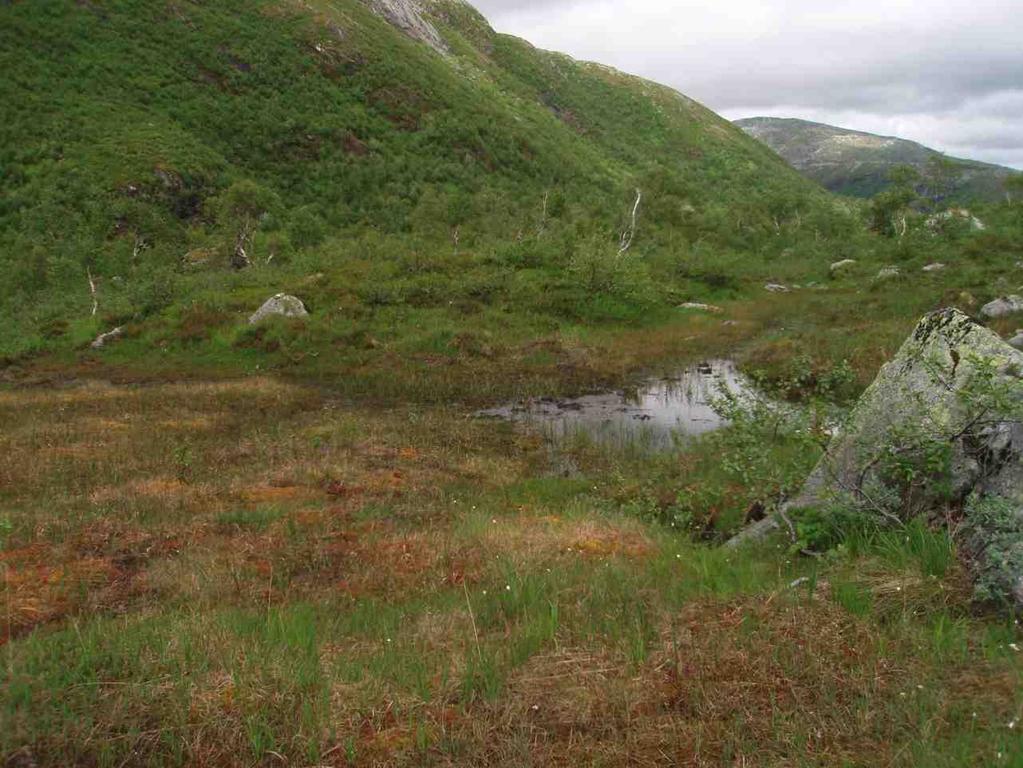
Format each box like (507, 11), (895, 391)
(0, 0), (852, 370)
(736, 116), (1015, 201)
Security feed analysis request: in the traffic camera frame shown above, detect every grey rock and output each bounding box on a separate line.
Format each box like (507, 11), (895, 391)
(731, 309), (1023, 608)
(926, 208), (986, 232)
(876, 266), (901, 280)
(830, 259), (857, 276)
(1008, 331), (1023, 350)
(789, 309), (1022, 509)
(922, 263), (946, 273)
(249, 294), (309, 325)
(678, 302), (723, 313)
(90, 327), (124, 350)
(765, 283), (790, 293)
(981, 296), (1023, 319)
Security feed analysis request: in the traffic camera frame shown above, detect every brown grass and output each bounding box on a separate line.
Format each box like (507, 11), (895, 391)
(2, 376), (1021, 767)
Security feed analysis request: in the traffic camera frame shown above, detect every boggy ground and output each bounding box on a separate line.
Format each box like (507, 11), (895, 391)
(1, 372), (1022, 767)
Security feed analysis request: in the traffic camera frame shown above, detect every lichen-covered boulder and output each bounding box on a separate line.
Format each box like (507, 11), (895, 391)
(789, 309), (1021, 508)
(249, 294), (308, 325)
(732, 309), (1023, 607)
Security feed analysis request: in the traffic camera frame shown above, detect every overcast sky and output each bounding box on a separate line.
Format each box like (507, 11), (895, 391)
(472, 0), (1023, 169)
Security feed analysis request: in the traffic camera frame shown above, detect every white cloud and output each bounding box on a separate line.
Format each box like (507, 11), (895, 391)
(472, 0), (1023, 169)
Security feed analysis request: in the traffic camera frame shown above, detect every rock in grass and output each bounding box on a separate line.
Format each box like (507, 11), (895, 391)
(249, 294), (308, 325)
(678, 302), (723, 313)
(875, 266), (901, 280)
(91, 327), (124, 349)
(927, 208), (986, 232)
(922, 263), (946, 273)
(182, 248), (213, 269)
(733, 309), (1023, 608)
(958, 292), (978, 309)
(830, 259), (857, 277)
(764, 283), (790, 293)
(981, 295), (1023, 319)
(783, 308), (1023, 510)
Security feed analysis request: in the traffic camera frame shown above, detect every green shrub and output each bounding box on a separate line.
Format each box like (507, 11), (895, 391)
(962, 495), (1023, 606)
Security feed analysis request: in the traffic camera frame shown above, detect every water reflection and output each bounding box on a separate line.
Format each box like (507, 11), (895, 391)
(478, 360), (752, 451)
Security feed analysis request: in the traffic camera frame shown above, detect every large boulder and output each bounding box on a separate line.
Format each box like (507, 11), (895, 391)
(249, 294), (309, 325)
(732, 309), (1023, 607)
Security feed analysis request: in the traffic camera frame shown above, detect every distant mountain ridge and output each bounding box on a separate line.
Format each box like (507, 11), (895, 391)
(735, 117), (1015, 202)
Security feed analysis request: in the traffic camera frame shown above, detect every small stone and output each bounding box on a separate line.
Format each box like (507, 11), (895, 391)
(922, 263), (946, 273)
(249, 294), (309, 324)
(830, 259), (857, 276)
(678, 302), (723, 313)
(764, 283), (790, 293)
(876, 266), (901, 280)
(90, 327), (124, 350)
(926, 208), (986, 232)
(182, 248), (213, 268)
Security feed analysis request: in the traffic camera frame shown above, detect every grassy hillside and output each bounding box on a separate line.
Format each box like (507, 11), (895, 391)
(0, 0), (853, 377)
(737, 117), (1016, 201)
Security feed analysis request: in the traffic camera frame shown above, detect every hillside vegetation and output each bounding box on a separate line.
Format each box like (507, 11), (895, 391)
(737, 116), (1016, 202)
(1, 0), (846, 375)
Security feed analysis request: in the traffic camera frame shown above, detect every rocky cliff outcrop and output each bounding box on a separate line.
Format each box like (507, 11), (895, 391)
(368, 0), (448, 54)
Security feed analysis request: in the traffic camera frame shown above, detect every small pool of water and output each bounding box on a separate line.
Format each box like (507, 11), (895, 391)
(478, 360), (754, 451)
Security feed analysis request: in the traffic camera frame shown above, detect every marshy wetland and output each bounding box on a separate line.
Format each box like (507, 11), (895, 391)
(2, 350), (1023, 766)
